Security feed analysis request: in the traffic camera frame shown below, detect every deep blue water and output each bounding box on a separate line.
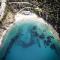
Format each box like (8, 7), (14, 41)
(0, 20), (60, 60)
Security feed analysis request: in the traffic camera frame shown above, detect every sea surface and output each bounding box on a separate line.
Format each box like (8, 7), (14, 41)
(0, 16), (60, 60)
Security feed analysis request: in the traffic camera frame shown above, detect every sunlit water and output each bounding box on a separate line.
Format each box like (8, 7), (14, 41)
(0, 12), (60, 60)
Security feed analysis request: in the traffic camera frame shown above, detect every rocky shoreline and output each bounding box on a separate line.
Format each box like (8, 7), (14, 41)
(0, 1), (60, 46)
(0, 10), (15, 45)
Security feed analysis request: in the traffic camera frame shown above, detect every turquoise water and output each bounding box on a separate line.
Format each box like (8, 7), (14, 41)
(0, 19), (60, 60)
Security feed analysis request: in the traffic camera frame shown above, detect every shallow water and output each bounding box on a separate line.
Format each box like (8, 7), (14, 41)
(0, 18), (60, 60)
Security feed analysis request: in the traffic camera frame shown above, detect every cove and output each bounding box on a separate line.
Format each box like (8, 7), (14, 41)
(0, 13), (60, 60)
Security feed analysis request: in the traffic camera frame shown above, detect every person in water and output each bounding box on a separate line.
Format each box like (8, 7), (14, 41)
(0, 11), (60, 60)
